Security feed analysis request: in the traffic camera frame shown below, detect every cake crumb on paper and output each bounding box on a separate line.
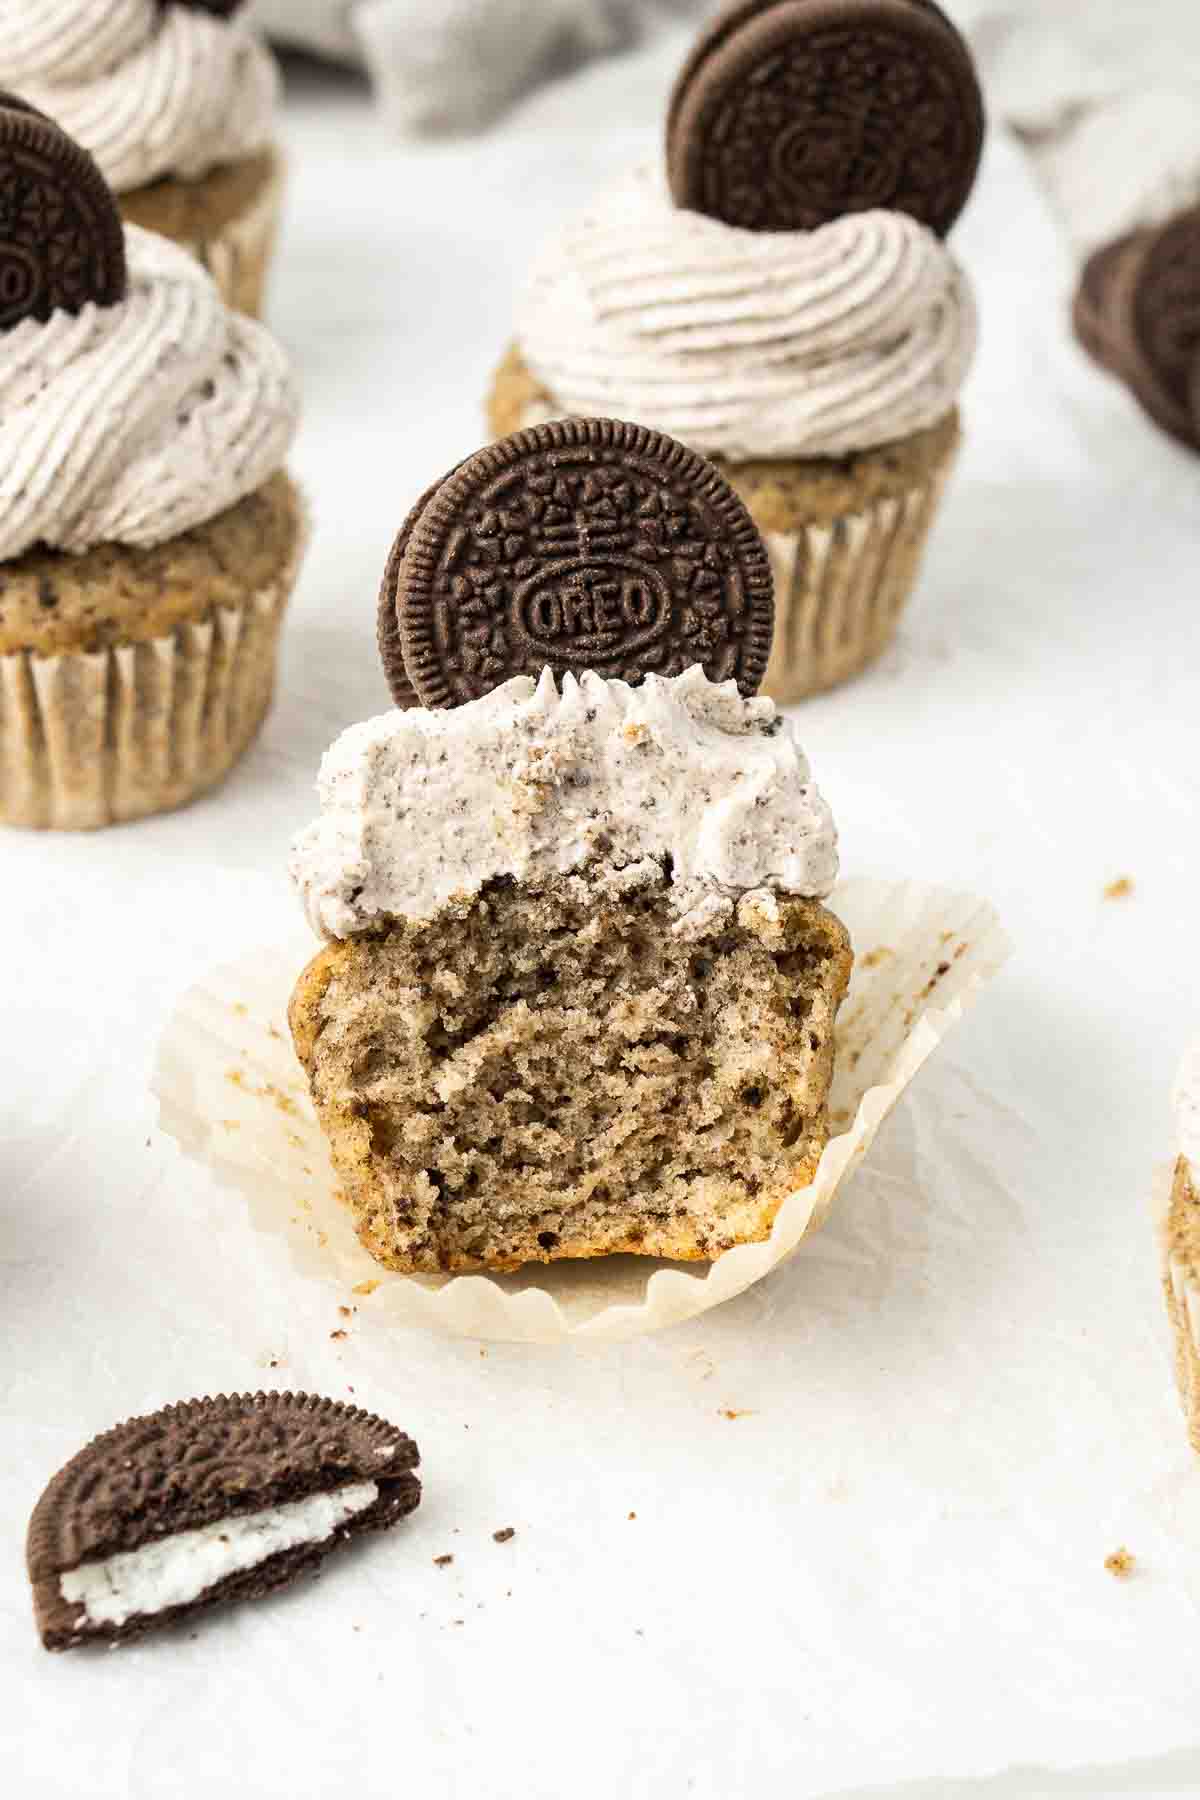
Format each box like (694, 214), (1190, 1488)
(434, 1555), (454, 1568)
(719, 1408), (755, 1421)
(1103, 877), (1135, 902)
(859, 946), (894, 969)
(352, 1279), (380, 1296)
(330, 1329), (347, 1342)
(1105, 1547), (1136, 1579)
(493, 1527), (515, 1544)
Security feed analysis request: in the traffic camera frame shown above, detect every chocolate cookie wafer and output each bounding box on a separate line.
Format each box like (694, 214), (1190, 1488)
(380, 418), (775, 711)
(1073, 208), (1200, 452)
(0, 96), (127, 330)
(28, 1393), (421, 1651)
(666, 0), (984, 237)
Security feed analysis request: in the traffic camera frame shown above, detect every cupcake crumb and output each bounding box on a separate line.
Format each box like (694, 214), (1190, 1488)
(1103, 877), (1135, 901)
(1105, 1547), (1136, 1579)
(492, 1528), (515, 1544)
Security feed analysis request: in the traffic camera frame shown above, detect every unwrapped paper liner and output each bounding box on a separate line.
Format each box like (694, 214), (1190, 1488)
(1155, 1156), (1200, 1453)
(153, 878), (1010, 1342)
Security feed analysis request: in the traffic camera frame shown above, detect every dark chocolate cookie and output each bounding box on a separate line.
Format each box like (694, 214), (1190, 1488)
(377, 472), (465, 711)
(167, 2), (246, 16)
(666, 0), (984, 237)
(383, 418), (775, 710)
(1124, 205), (1200, 450)
(28, 1393), (421, 1650)
(0, 101), (126, 331)
(1072, 229), (1145, 377)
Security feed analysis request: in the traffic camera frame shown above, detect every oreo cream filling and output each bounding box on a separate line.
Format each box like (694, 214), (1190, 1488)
(59, 1481), (379, 1627)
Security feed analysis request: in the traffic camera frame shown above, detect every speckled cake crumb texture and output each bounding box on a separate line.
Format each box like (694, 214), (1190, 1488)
(0, 473), (302, 657)
(290, 874), (852, 1273)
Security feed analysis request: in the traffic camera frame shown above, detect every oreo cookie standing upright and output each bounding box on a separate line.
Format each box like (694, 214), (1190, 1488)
(380, 419), (775, 710)
(665, 0), (985, 236)
(0, 95), (127, 329)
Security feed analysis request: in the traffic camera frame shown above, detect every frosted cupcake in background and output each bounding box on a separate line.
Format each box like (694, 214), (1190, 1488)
(490, 0), (984, 702)
(0, 103), (303, 830)
(0, 1), (282, 316)
(1161, 1043), (1200, 1451)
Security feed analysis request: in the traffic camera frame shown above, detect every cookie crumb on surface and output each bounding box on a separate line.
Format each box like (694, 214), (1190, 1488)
(1105, 1547), (1136, 1578)
(720, 1408), (755, 1420)
(352, 1280), (380, 1296)
(492, 1528), (515, 1544)
(434, 1555), (454, 1568)
(330, 1329), (347, 1341)
(1103, 877), (1135, 901)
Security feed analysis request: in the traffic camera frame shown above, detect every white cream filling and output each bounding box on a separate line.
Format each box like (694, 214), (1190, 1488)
(60, 1481), (378, 1627)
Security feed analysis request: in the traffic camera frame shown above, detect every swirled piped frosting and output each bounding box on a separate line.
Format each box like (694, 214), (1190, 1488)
(0, 226), (298, 560)
(1177, 1041), (1200, 1177)
(517, 166), (977, 462)
(0, 1), (277, 192)
(291, 665), (839, 942)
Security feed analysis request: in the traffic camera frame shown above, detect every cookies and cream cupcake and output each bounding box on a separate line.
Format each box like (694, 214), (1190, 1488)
(291, 420), (852, 1274)
(490, 0), (984, 702)
(0, 103), (303, 830)
(1161, 1043), (1200, 1450)
(0, 1), (282, 316)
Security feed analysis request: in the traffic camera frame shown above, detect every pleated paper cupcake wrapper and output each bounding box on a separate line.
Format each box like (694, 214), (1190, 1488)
(0, 584), (288, 831)
(1155, 1157), (1200, 1452)
(152, 877), (1010, 1344)
(188, 151), (284, 319)
(759, 452), (958, 706)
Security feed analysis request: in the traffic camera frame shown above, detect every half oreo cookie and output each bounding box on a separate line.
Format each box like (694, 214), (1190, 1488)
(0, 94), (127, 331)
(666, 0), (984, 237)
(378, 418), (775, 710)
(28, 1393), (421, 1651)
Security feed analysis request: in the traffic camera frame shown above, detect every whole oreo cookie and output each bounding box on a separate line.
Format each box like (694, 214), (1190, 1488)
(0, 99), (127, 331)
(667, 0), (984, 237)
(380, 419), (775, 710)
(28, 1393), (421, 1650)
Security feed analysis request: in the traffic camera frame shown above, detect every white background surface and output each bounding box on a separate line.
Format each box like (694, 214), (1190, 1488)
(3, 24), (1200, 1799)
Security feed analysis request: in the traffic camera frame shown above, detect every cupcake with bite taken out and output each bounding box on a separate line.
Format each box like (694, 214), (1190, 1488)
(0, 100), (303, 829)
(291, 418), (853, 1275)
(0, 1), (282, 317)
(490, 0), (983, 702)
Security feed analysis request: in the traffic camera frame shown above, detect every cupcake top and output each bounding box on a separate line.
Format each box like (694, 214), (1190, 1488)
(1176, 1041), (1200, 1177)
(0, 1), (277, 193)
(517, 164), (977, 464)
(0, 225), (298, 560)
(291, 665), (839, 942)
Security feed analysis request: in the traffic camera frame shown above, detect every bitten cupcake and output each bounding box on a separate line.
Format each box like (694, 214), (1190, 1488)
(1161, 1042), (1200, 1451)
(0, 103), (303, 830)
(290, 420), (852, 1274)
(0, 2), (281, 317)
(489, 0), (983, 702)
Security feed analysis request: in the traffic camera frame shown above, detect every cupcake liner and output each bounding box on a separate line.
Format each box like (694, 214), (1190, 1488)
(758, 449), (958, 705)
(186, 151), (284, 319)
(152, 878), (1010, 1344)
(0, 562), (297, 832)
(1155, 1156), (1200, 1452)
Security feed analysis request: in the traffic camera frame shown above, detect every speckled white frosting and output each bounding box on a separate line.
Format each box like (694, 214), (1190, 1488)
(59, 1482), (378, 1628)
(0, 226), (298, 559)
(517, 166), (977, 462)
(291, 665), (839, 942)
(0, 0), (277, 193)
(1176, 1041), (1200, 1177)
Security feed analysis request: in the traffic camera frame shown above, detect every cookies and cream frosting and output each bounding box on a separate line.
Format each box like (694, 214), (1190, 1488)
(292, 665), (839, 941)
(0, 0), (277, 193)
(517, 166), (977, 463)
(1176, 1041), (1200, 1178)
(0, 226), (298, 560)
